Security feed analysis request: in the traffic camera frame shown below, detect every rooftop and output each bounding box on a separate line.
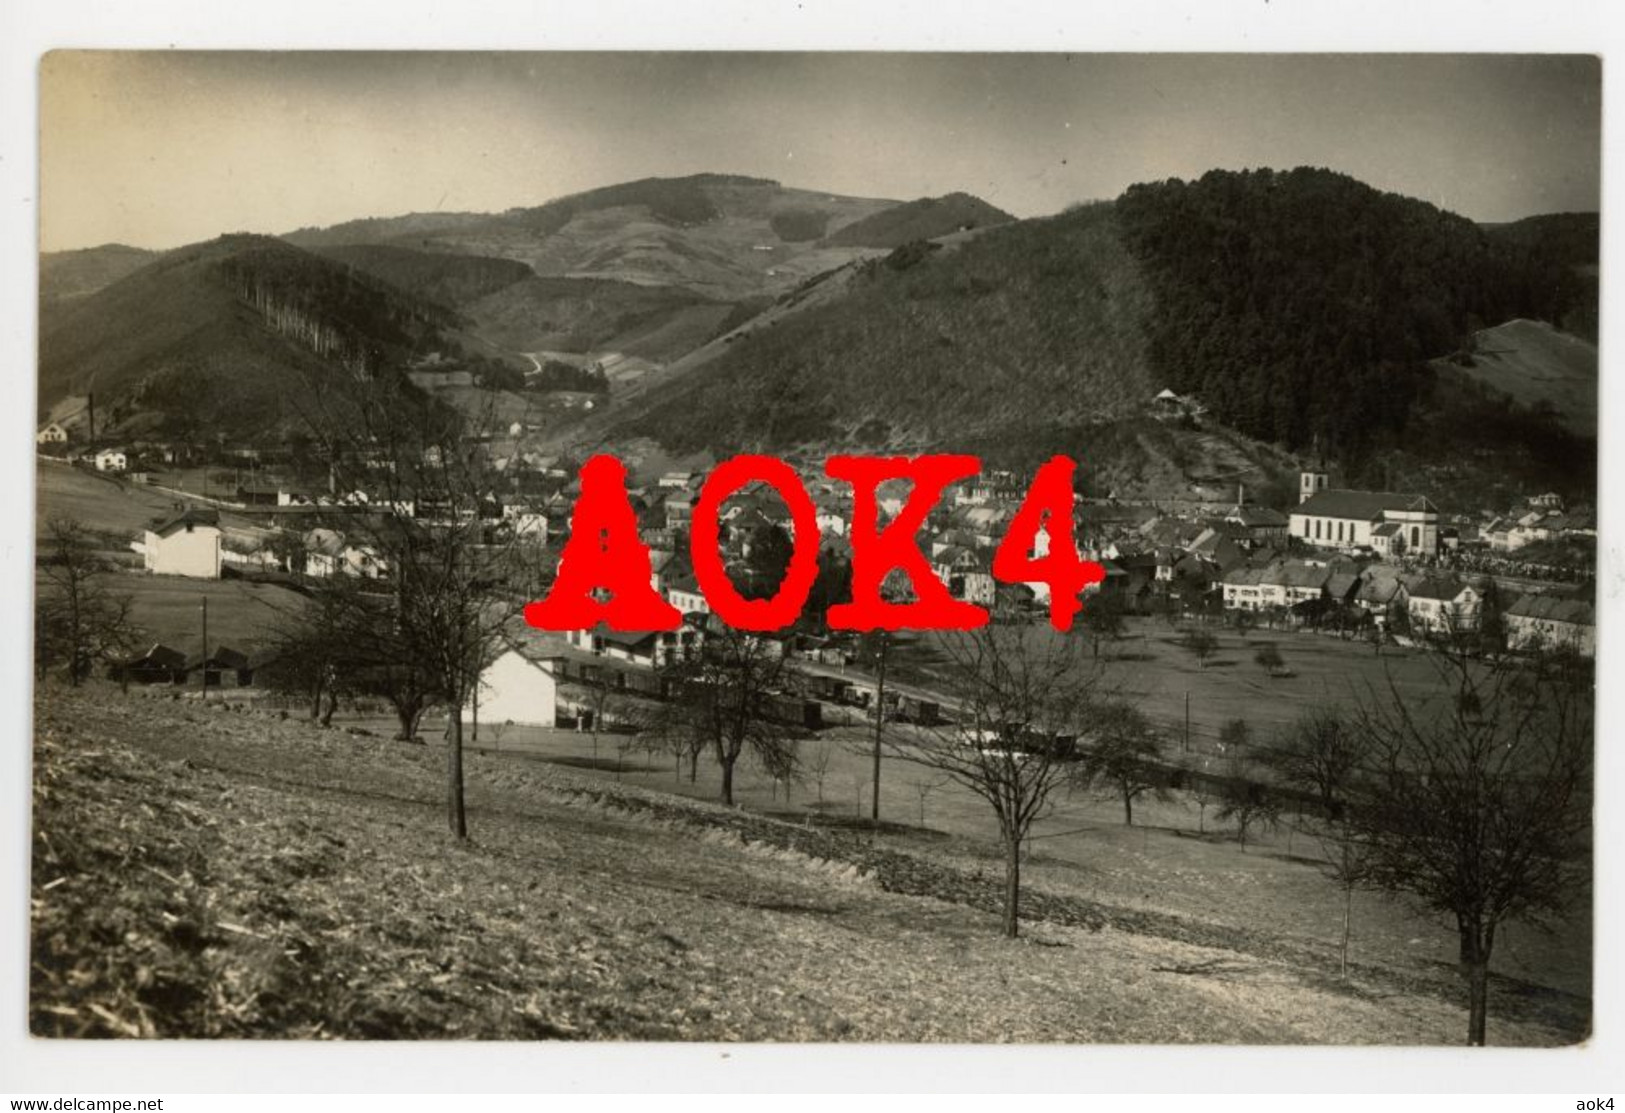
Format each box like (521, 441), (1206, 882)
(1294, 489), (1436, 521)
(148, 508), (221, 536)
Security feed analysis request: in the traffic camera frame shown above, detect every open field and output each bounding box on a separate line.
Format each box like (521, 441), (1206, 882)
(382, 706), (1591, 1007)
(36, 569), (308, 656)
(32, 684), (1588, 1042)
(35, 458), (260, 541)
(886, 618), (1455, 758)
(1443, 318), (1598, 436)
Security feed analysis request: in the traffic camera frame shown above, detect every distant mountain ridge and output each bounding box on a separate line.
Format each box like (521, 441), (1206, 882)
(35, 169), (1597, 504)
(281, 173), (911, 300)
(37, 234), (460, 438)
(578, 168), (1595, 502)
(820, 192), (1015, 248)
(39, 244), (159, 306)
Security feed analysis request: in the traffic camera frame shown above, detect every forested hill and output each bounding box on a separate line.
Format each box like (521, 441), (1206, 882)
(310, 244), (535, 308)
(1484, 211), (1598, 267)
(611, 201), (1156, 454)
(37, 235), (459, 437)
(821, 193), (1015, 248)
(1114, 167), (1587, 459)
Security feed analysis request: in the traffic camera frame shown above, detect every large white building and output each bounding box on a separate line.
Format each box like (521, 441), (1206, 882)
(1289, 473), (1439, 556)
(464, 646), (559, 728)
(1505, 595), (1594, 657)
(142, 509), (222, 579)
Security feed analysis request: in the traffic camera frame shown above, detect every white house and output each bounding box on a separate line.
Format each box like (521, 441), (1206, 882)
(1220, 560), (1329, 612)
(931, 545), (997, 606)
(566, 622), (704, 669)
(143, 509), (222, 579)
(463, 646), (559, 728)
(94, 448), (128, 473)
(1505, 595), (1594, 657)
(502, 504), (548, 540)
(1406, 577), (1480, 634)
(36, 423), (68, 445)
(297, 528), (384, 578)
(814, 500), (849, 538)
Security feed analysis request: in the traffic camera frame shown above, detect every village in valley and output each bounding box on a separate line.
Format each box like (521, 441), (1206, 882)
(35, 374), (1596, 713)
(26, 52), (1601, 1056)
(31, 355), (1600, 1049)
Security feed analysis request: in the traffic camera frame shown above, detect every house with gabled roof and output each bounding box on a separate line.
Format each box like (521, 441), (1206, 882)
(1221, 565), (1269, 611)
(143, 508), (222, 579)
(1325, 569), (1363, 607)
(1188, 527), (1248, 574)
(932, 545), (996, 606)
(464, 641), (561, 728)
(1354, 566), (1409, 624)
(1505, 594), (1594, 657)
(1224, 503), (1290, 548)
(188, 646), (258, 688)
(111, 643), (189, 685)
(1406, 576), (1480, 634)
(1221, 560), (1331, 612)
(565, 617), (706, 670)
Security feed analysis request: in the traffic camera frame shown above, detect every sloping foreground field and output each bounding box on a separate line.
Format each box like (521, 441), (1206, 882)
(31, 687), (1586, 1043)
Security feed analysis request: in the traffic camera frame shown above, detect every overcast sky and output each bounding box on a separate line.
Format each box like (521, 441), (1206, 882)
(39, 51), (1601, 253)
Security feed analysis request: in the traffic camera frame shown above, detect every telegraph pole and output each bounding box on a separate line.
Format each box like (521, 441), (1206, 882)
(1184, 690), (1190, 752)
(871, 631), (887, 826)
(200, 595), (209, 699)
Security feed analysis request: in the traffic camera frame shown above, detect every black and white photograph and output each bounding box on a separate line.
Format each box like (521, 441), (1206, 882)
(10, 20), (1615, 1096)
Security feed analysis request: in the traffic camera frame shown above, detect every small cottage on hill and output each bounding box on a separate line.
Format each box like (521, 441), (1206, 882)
(464, 645), (560, 728)
(143, 508), (222, 579)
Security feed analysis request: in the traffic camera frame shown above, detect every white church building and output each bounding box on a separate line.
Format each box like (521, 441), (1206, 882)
(1288, 472), (1440, 557)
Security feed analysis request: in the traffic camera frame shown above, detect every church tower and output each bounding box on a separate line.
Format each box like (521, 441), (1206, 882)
(1299, 470), (1329, 504)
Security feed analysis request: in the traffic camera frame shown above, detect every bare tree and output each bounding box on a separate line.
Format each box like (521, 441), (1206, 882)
(1265, 708), (1367, 821)
(886, 620), (1099, 938)
(35, 517), (142, 687)
(1074, 700), (1169, 826)
(1078, 589), (1126, 659)
(1347, 643), (1592, 1046)
(1216, 752), (1280, 852)
(291, 374), (538, 839)
(1183, 628), (1218, 669)
(1180, 752), (1221, 835)
(263, 575), (438, 739)
(656, 628), (799, 807)
(1253, 643), (1285, 677)
(577, 663), (619, 766)
(806, 739), (834, 806)
(909, 776), (945, 828)
(1315, 822), (1369, 981)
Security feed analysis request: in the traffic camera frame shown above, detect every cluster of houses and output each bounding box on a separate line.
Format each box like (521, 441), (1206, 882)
(1483, 494), (1597, 554)
(1066, 471), (1594, 656)
(101, 453), (1600, 728)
